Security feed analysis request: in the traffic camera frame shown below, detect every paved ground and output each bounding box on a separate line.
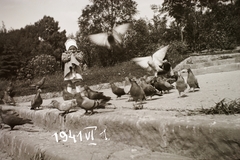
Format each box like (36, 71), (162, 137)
(1, 70), (240, 160)
(18, 70), (240, 111)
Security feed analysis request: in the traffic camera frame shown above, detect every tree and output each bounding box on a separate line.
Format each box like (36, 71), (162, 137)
(34, 16), (67, 61)
(77, 0), (137, 67)
(0, 43), (20, 78)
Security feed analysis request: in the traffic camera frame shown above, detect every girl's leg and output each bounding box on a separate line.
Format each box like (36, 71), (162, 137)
(66, 81), (73, 93)
(74, 80), (84, 93)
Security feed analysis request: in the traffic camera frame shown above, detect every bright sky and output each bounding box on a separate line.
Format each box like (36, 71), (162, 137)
(0, 0), (164, 36)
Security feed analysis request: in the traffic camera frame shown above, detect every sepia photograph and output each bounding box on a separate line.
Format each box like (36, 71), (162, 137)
(0, 0), (240, 159)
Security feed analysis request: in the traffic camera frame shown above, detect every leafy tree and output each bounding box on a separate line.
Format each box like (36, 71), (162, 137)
(0, 43), (20, 78)
(34, 16), (67, 61)
(77, 0), (137, 67)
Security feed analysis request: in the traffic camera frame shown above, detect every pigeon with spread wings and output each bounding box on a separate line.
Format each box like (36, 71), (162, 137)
(132, 45), (173, 76)
(88, 23), (131, 49)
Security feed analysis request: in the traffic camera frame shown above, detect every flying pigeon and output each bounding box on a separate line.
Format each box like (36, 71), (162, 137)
(132, 45), (174, 76)
(88, 23), (131, 49)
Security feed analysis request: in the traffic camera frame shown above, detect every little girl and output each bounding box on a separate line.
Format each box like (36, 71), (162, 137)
(62, 39), (85, 96)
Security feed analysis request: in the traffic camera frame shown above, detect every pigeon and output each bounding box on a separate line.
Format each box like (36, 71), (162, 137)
(156, 77), (175, 93)
(123, 77), (131, 94)
(30, 77), (46, 89)
(88, 23), (131, 49)
(62, 86), (74, 100)
(129, 77), (146, 105)
(31, 89), (43, 110)
(187, 68), (200, 92)
(143, 75), (155, 84)
(75, 92), (107, 115)
(176, 72), (188, 97)
(132, 45), (174, 76)
(0, 106), (33, 130)
(109, 82), (126, 99)
(2, 91), (16, 106)
(50, 99), (78, 115)
(165, 71), (178, 84)
(83, 85), (111, 102)
(6, 81), (16, 98)
(139, 78), (162, 100)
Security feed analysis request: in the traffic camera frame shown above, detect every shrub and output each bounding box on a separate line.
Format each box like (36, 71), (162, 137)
(29, 54), (59, 76)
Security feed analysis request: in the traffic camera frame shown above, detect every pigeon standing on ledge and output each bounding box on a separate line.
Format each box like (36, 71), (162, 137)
(0, 106), (33, 130)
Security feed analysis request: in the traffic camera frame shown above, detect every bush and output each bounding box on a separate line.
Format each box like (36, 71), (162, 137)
(29, 54), (59, 76)
(167, 41), (190, 68)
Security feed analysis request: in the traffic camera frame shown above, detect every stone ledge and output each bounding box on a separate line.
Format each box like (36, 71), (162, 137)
(0, 125), (192, 160)
(1, 105), (240, 160)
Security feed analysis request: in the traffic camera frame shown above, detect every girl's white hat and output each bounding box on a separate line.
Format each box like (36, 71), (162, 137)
(65, 39), (78, 51)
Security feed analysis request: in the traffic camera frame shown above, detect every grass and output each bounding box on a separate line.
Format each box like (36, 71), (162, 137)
(0, 48), (239, 98)
(0, 61), (148, 97)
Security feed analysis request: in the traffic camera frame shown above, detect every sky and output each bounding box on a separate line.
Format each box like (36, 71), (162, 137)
(0, 0), (164, 36)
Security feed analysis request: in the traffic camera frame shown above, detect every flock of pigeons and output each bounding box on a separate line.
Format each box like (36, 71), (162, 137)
(0, 23), (200, 130)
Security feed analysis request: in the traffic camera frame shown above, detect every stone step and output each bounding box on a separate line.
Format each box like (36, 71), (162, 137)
(174, 52), (240, 71)
(180, 63), (240, 76)
(1, 105), (240, 160)
(182, 58), (236, 69)
(0, 127), (192, 160)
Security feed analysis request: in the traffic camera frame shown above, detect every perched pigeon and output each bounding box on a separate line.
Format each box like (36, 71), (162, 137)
(75, 92), (107, 115)
(0, 106), (33, 130)
(129, 78), (146, 104)
(62, 86), (74, 100)
(153, 77), (174, 93)
(109, 82), (126, 99)
(2, 91), (16, 106)
(31, 89), (43, 110)
(30, 77), (46, 89)
(6, 81), (16, 98)
(176, 72), (188, 97)
(132, 45), (174, 76)
(123, 77), (131, 94)
(143, 75), (155, 84)
(83, 85), (111, 102)
(139, 78), (162, 100)
(88, 23), (131, 49)
(187, 68), (200, 92)
(50, 99), (77, 115)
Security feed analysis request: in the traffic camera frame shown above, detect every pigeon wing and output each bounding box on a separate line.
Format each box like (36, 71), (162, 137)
(113, 23), (131, 35)
(152, 45), (169, 66)
(132, 56), (152, 71)
(88, 32), (109, 47)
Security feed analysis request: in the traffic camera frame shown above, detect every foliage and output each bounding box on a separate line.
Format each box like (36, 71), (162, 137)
(0, 60), (148, 97)
(167, 41), (189, 68)
(28, 54), (60, 76)
(160, 0), (240, 51)
(0, 16), (67, 79)
(0, 0), (240, 80)
(77, 0), (138, 67)
(0, 44), (20, 78)
(183, 98), (240, 115)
